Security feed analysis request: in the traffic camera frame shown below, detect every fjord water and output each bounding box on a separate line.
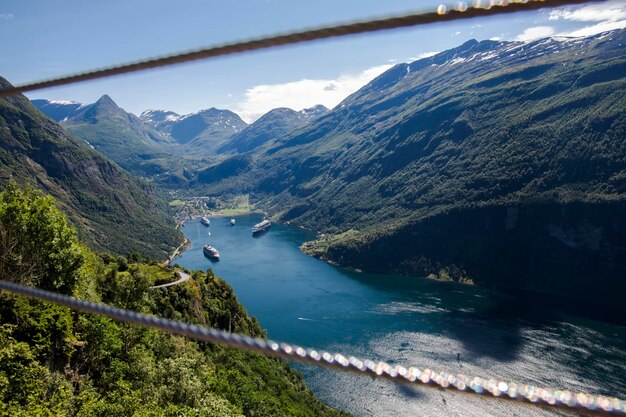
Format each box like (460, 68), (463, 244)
(177, 215), (626, 417)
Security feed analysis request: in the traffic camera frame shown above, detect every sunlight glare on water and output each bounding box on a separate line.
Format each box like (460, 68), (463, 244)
(177, 215), (626, 417)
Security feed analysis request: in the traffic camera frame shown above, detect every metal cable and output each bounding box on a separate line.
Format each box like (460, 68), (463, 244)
(0, 279), (623, 416)
(0, 0), (601, 97)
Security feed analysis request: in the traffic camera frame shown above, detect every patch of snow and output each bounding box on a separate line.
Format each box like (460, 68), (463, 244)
(448, 57), (467, 66)
(505, 42), (525, 51)
(530, 39), (552, 49)
(480, 52), (498, 61)
(552, 36), (585, 43)
(50, 100), (81, 105)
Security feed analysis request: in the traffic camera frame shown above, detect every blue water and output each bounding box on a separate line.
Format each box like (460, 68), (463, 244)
(178, 215), (626, 417)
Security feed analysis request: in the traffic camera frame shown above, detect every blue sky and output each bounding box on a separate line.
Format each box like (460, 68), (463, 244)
(1, 0), (624, 121)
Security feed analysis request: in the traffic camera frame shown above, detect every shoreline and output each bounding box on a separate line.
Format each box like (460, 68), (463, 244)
(206, 209), (263, 219)
(301, 247), (474, 285)
(171, 214), (626, 325)
(168, 211), (263, 265)
(174, 212), (473, 287)
(163, 236), (191, 267)
(178, 210), (263, 225)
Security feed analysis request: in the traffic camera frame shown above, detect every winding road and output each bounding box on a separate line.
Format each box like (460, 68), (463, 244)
(162, 238), (190, 268)
(151, 271), (191, 289)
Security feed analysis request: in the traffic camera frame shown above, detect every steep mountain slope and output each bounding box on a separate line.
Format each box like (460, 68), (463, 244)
(0, 77), (182, 258)
(217, 105), (329, 154)
(197, 30), (626, 300)
(144, 107), (247, 152)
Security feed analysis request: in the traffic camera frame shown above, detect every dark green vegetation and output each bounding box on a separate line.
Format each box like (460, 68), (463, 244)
(197, 30), (626, 300)
(0, 185), (346, 417)
(0, 79), (181, 258)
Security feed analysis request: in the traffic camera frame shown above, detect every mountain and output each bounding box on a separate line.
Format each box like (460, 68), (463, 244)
(139, 109), (181, 135)
(195, 30), (626, 301)
(35, 98), (250, 184)
(31, 99), (84, 122)
(143, 107), (247, 151)
(61, 95), (178, 175)
(300, 104), (329, 118)
(34, 95), (179, 177)
(217, 105), (329, 154)
(0, 77), (182, 258)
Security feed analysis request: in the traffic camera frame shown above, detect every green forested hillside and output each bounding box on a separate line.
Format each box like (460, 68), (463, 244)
(0, 78), (182, 258)
(194, 30), (626, 298)
(0, 185), (345, 417)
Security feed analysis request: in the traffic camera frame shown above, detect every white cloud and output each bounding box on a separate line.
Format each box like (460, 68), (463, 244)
(233, 64), (393, 122)
(549, 0), (626, 37)
(406, 51), (439, 61)
(563, 19), (626, 37)
(0, 13), (13, 20)
(549, 1), (626, 22)
(515, 26), (555, 41)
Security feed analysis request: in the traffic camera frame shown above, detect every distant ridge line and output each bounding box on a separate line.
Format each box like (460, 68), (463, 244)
(0, 0), (600, 97)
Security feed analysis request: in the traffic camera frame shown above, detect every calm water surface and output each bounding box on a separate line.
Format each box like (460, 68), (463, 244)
(177, 215), (626, 417)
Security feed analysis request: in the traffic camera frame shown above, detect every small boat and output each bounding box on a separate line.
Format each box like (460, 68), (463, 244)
(230, 218), (236, 225)
(202, 244), (220, 260)
(252, 219), (271, 234)
(200, 216), (210, 226)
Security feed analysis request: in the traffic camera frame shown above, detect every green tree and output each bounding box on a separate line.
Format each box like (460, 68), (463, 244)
(0, 184), (346, 417)
(0, 182), (84, 295)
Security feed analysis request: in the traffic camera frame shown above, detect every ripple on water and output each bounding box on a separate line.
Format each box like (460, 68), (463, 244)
(179, 216), (626, 417)
(373, 301), (448, 315)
